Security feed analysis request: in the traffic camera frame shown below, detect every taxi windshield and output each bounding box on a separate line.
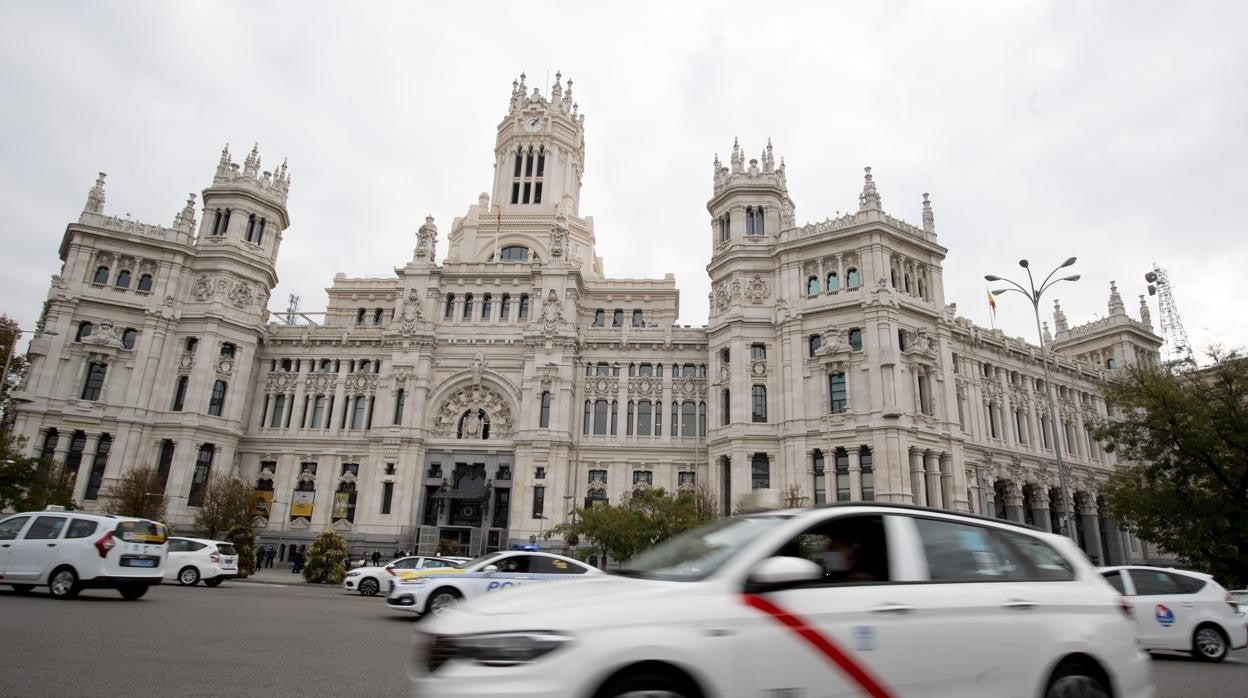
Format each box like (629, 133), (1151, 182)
(616, 515), (790, 581)
(461, 552), (505, 570)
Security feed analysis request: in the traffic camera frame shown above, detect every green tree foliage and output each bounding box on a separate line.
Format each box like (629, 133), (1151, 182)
(547, 487), (719, 565)
(227, 524), (256, 578)
(303, 529), (349, 584)
(102, 466), (167, 522)
(1093, 349), (1248, 586)
(0, 431), (75, 512)
(0, 314), (30, 428)
(193, 474), (252, 539)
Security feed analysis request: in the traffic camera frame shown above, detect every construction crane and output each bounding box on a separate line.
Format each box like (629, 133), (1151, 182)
(1144, 265), (1192, 364)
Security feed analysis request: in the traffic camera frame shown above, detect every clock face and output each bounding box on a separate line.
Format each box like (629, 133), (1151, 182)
(524, 116), (543, 132)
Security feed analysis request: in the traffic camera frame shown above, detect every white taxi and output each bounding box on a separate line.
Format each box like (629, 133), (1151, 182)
(1100, 565), (1247, 662)
(409, 504), (1153, 698)
(343, 555), (460, 596)
(386, 550), (601, 618)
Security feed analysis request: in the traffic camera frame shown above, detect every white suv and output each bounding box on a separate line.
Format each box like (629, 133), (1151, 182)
(165, 537), (239, 587)
(1100, 565), (1248, 662)
(0, 510), (167, 600)
(410, 504), (1152, 698)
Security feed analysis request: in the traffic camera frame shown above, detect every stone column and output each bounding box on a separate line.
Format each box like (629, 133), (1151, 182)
(1079, 498), (1105, 565)
(847, 448), (862, 501)
(73, 434), (101, 502)
(966, 469), (980, 515)
(910, 449), (926, 506)
(925, 452), (942, 509)
(1031, 495), (1052, 532)
(1103, 516), (1127, 566)
(53, 431), (71, 466)
(939, 454), (954, 510)
(1004, 483), (1024, 523)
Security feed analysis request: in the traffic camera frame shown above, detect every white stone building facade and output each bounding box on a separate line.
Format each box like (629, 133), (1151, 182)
(10, 74), (1164, 564)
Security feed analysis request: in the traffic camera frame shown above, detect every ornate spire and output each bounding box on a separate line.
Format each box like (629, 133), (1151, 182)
(858, 166), (881, 212)
(174, 193), (196, 229)
(243, 143), (260, 177)
(1043, 321), (1054, 344)
(1107, 281), (1125, 316)
(764, 139), (775, 173)
(1138, 295), (1152, 328)
(551, 70), (563, 102)
(922, 193), (935, 233)
(730, 137), (743, 174)
(1053, 299), (1069, 333)
(83, 172), (106, 215)
(216, 144), (231, 177)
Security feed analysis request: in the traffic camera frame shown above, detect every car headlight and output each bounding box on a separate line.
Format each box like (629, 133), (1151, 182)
(400, 577), (429, 586)
(418, 631), (573, 670)
(345, 571), (360, 578)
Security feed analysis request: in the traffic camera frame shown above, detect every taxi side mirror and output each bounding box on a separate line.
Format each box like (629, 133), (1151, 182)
(482, 564), (500, 574)
(745, 556), (824, 593)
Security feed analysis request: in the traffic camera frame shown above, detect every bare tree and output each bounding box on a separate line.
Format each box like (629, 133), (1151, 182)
(102, 466), (167, 521)
(193, 474), (252, 539)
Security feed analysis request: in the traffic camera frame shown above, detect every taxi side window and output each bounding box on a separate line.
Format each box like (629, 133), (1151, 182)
(772, 514), (890, 584)
(915, 518), (1024, 581)
(420, 560), (449, 568)
(0, 516), (31, 540)
(394, 558), (420, 569)
(1129, 569), (1182, 596)
(996, 529), (1075, 581)
(65, 519), (98, 539)
(22, 516), (67, 540)
(497, 555), (531, 573)
(530, 557), (587, 574)
(1101, 570), (1127, 594)
(186, 541), (207, 552)
(167, 539), (185, 552)
(1172, 573), (1207, 594)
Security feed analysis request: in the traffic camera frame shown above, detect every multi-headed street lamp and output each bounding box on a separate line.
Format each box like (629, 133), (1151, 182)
(985, 258), (1080, 539)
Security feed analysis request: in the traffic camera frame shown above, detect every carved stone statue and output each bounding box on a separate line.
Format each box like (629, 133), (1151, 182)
(470, 352), (485, 387)
(821, 327), (850, 354)
(462, 409), (483, 438)
(399, 295), (422, 333)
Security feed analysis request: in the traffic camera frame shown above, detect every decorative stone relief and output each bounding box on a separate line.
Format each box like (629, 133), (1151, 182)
(744, 275), (769, 304)
(549, 214), (568, 258)
(750, 360), (767, 378)
(398, 295), (423, 333)
(306, 374), (335, 392)
(671, 375), (706, 399)
(289, 517), (310, 531)
(344, 373), (378, 394)
(81, 320), (123, 348)
(179, 353), (195, 370)
(331, 519), (353, 532)
(216, 358), (234, 376)
(391, 368), (410, 395)
(816, 327), (851, 356)
(191, 276), (215, 301)
(432, 385), (514, 439)
(584, 376), (618, 398)
(536, 365), (557, 388)
(541, 289), (563, 336)
(627, 376), (662, 398)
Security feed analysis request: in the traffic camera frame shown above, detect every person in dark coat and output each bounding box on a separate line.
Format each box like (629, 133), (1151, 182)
(372, 550), (381, 566)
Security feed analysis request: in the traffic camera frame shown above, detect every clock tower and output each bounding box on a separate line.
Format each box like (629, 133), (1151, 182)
(489, 72), (586, 216)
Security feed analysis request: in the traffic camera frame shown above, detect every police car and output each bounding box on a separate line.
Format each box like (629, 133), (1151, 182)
(409, 504), (1153, 698)
(386, 550), (602, 617)
(1100, 565), (1248, 662)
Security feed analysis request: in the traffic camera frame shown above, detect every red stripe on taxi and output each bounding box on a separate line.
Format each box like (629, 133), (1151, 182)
(742, 593), (895, 698)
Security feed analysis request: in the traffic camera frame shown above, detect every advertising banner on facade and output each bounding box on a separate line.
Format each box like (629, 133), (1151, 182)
(332, 492), (350, 520)
(290, 490), (315, 518)
(251, 490), (274, 519)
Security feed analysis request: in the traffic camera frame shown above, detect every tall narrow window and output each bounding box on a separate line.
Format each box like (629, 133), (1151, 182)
(860, 448), (875, 501)
(582, 400), (591, 434)
(721, 388), (731, 425)
(500, 294), (511, 319)
(115, 270), (131, 289)
(351, 396), (367, 429)
(39, 429), (58, 463)
(751, 385), (767, 422)
(846, 268), (860, 288)
(482, 294), (492, 319)
(808, 334), (822, 358)
(255, 218), (265, 245)
(381, 482), (394, 515)
(655, 401), (662, 435)
(137, 274), (153, 292)
(208, 380), (228, 416)
(612, 400), (620, 436)
(172, 375), (189, 411)
(681, 401), (696, 437)
(245, 214), (258, 243)
(612, 309), (623, 327)
(807, 277), (820, 295)
(699, 401), (706, 436)
(393, 389), (406, 425)
(269, 395), (286, 428)
(848, 328), (863, 351)
(835, 448), (850, 501)
(626, 401), (635, 435)
(81, 362), (107, 401)
(374, 308), (384, 325)
(518, 294), (529, 320)
(92, 266), (110, 285)
(813, 450), (826, 505)
(829, 372), (848, 413)
(463, 294), (474, 319)
(155, 439), (175, 490)
(311, 395), (326, 428)
(632, 309), (643, 327)
(83, 434), (112, 500)
(187, 444), (215, 507)
(637, 401), (652, 436)
(121, 328), (137, 350)
(593, 309), (604, 326)
(539, 391), (551, 428)
(917, 374), (931, 415)
(532, 485), (545, 519)
(751, 453), (770, 490)
(826, 272), (839, 292)
(444, 294), (455, 319)
(75, 321), (94, 341)
(671, 401), (679, 436)
(593, 399), (608, 435)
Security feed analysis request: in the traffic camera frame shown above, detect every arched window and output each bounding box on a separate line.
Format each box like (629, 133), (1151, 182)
(115, 270), (131, 288)
(75, 321), (94, 342)
(807, 276), (820, 295)
(518, 294), (529, 320)
(826, 272), (839, 292)
(848, 328), (863, 351)
(137, 274), (153, 293)
(1106, 358), (1117, 369)
(121, 328), (138, 350)
(463, 294), (474, 319)
(481, 294), (492, 319)
(373, 308), (383, 325)
(356, 308), (366, 325)
(92, 266), (110, 285)
(255, 218), (265, 245)
(456, 409), (490, 439)
(612, 309), (623, 327)
(444, 294), (455, 319)
(208, 380), (228, 416)
(499, 246), (530, 262)
(846, 268), (860, 288)
(539, 391), (551, 428)
(593, 309), (605, 326)
(245, 214), (258, 243)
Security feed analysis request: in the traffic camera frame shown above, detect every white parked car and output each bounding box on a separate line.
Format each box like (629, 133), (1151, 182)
(0, 510), (167, 600)
(342, 555), (460, 596)
(1100, 566), (1248, 662)
(409, 504), (1153, 698)
(165, 537), (239, 587)
(387, 550), (601, 617)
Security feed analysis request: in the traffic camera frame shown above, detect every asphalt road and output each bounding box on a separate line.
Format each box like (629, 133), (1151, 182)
(0, 579), (1244, 697)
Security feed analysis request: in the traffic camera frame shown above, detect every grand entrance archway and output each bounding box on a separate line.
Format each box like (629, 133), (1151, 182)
(416, 449), (513, 557)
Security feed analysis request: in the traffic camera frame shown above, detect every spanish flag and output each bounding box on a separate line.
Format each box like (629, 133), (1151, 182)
(987, 289), (997, 315)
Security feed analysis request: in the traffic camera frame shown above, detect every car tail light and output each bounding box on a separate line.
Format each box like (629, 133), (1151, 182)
(386, 568), (396, 576)
(1226, 591), (1238, 611)
(210, 553), (221, 563)
(95, 531), (116, 558)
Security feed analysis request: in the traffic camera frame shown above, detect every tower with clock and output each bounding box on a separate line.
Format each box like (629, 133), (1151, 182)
(490, 71), (587, 216)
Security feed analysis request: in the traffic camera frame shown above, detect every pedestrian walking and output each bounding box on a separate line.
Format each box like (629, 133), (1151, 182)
(266, 546), (277, 568)
(255, 547), (264, 572)
(372, 550), (381, 566)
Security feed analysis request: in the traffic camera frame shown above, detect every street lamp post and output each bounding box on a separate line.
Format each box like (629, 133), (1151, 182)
(985, 258), (1080, 540)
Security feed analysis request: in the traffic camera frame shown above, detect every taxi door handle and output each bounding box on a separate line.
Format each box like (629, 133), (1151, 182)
(1180, 602), (1195, 608)
(46, 543), (57, 548)
(869, 603), (914, 615)
(1004, 600), (1037, 610)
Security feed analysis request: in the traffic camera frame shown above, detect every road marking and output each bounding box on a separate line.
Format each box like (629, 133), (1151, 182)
(742, 593), (895, 698)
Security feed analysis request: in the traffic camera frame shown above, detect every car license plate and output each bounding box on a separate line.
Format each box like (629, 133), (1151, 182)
(123, 558), (157, 568)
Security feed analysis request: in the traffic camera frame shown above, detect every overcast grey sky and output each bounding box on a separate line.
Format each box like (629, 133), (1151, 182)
(2, 1), (1244, 356)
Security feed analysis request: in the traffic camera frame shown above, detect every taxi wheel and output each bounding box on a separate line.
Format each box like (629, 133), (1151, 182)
(178, 566), (201, 586)
(118, 585), (149, 600)
(427, 588), (462, 616)
(597, 670), (696, 698)
(1045, 662), (1108, 698)
(1192, 624), (1229, 662)
(204, 578), (223, 587)
(358, 578), (380, 596)
(48, 567), (80, 599)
